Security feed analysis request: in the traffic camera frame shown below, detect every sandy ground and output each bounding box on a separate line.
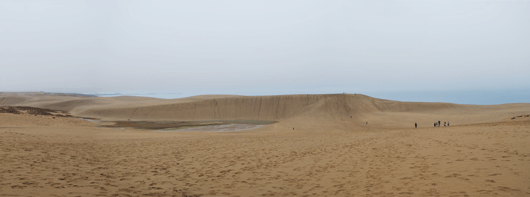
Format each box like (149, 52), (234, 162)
(1, 93), (530, 196)
(1, 115), (529, 196)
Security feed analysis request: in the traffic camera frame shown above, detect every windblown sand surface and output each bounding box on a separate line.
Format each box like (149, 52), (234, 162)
(1, 93), (529, 196)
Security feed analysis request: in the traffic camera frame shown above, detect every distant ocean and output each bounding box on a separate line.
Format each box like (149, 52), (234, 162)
(93, 89), (529, 105)
(366, 89), (530, 105)
(95, 93), (185, 99)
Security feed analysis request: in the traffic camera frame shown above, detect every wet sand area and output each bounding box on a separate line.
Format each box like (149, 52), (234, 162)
(159, 123), (264, 132)
(104, 120), (276, 132)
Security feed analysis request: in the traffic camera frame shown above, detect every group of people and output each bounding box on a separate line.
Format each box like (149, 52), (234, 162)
(414, 121), (450, 128)
(434, 121), (449, 127)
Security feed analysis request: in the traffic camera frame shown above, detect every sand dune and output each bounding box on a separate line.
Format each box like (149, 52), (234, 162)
(1, 93), (529, 196)
(2, 93), (529, 128)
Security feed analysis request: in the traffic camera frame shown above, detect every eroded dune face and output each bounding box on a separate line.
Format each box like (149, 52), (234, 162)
(1, 93), (530, 196)
(2, 93), (529, 130)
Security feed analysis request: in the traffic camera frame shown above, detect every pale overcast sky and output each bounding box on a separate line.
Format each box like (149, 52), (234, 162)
(1, 0), (529, 102)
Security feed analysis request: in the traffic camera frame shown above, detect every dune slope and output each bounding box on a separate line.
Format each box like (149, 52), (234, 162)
(2, 93), (530, 129)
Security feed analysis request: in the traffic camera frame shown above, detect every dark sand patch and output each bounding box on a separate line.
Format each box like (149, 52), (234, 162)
(103, 120), (276, 130)
(156, 123), (264, 132)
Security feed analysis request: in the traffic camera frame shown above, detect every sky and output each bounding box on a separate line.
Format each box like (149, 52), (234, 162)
(0, 0), (529, 104)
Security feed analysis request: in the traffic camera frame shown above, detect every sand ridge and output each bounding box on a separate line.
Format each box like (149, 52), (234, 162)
(2, 93), (529, 127)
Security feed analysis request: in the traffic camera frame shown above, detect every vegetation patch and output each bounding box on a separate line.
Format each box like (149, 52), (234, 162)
(0, 106), (72, 117)
(511, 114), (530, 120)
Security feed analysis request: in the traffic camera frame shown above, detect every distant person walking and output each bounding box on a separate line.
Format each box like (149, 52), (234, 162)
(438, 121), (441, 127)
(415, 123), (417, 128)
(444, 122), (446, 127)
(448, 122), (450, 126)
(434, 122), (436, 127)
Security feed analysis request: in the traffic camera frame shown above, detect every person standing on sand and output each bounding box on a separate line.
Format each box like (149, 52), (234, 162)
(415, 123), (417, 128)
(448, 122), (450, 126)
(444, 122), (446, 126)
(438, 121), (441, 127)
(434, 122), (436, 127)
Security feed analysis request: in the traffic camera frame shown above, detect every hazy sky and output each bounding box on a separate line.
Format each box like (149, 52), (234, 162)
(1, 0), (529, 100)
